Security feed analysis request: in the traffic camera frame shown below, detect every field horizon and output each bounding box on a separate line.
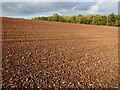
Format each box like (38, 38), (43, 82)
(1, 16), (119, 28)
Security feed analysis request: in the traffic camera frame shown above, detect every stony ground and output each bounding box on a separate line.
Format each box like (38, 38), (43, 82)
(2, 17), (118, 89)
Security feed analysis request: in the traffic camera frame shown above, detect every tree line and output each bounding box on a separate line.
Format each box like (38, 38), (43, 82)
(31, 13), (120, 27)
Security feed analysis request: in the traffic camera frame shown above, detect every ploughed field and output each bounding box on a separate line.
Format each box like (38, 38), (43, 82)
(2, 17), (118, 88)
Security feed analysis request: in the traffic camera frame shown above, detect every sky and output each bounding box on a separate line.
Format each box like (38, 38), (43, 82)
(1, 0), (119, 19)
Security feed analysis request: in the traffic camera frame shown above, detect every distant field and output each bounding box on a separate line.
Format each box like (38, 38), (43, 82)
(2, 17), (118, 89)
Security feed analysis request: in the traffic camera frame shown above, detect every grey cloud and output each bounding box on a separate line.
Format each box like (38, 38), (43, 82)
(2, 2), (118, 18)
(2, 2), (96, 17)
(73, 2), (96, 11)
(97, 2), (118, 15)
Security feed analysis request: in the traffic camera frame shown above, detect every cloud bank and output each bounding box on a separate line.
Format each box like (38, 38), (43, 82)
(2, 2), (118, 19)
(2, 0), (120, 2)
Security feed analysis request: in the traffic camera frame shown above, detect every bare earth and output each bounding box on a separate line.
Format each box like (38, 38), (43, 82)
(2, 17), (118, 89)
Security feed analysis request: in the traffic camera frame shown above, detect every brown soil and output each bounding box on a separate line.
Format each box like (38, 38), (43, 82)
(2, 17), (118, 89)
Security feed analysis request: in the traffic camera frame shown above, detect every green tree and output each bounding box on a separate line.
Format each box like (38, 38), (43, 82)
(31, 13), (119, 27)
(107, 13), (116, 26)
(52, 13), (61, 21)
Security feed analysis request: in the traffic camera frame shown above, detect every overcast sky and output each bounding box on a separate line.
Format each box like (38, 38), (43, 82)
(1, 1), (119, 19)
